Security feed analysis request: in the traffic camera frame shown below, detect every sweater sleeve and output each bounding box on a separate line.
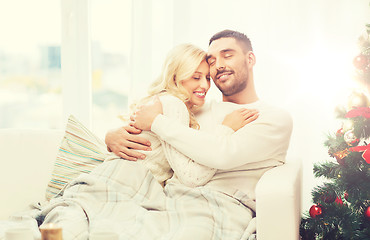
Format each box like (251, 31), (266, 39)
(151, 107), (293, 170)
(158, 95), (217, 187)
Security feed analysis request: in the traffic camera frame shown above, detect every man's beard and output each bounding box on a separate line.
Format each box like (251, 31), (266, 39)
(215, 70), (248, 96)
(219, 78), (247, 96)
(214, 64), (249, 96)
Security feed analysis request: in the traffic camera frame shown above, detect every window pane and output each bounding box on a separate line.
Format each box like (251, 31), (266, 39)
(91, 0), (132, 137)
(0, 0), (62, 129)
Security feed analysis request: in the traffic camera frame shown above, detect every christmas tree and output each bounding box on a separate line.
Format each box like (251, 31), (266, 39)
(300, 24), (370, 240)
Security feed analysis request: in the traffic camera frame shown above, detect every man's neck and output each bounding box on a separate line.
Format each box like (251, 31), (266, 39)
(222, 90), (259, 105)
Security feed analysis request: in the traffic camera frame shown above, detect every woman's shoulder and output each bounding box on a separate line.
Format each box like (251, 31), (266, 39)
(158, 93), (184, 105)
(157, 93), (188, 116)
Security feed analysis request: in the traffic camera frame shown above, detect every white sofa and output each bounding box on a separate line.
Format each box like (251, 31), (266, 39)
(0, 128), (302, 240)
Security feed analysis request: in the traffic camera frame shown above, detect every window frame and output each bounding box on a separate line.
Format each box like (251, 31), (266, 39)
(61, 0), (92, 128)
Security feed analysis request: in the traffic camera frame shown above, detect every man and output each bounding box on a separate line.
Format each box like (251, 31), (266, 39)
(106, 29), (293, 239)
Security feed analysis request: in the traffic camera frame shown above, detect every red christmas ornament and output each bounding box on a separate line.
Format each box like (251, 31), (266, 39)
(335, 196), (343, 206)
(353, 54), (368, 70)
(365, 206), (370, 221)
(309, 204), (323, 218)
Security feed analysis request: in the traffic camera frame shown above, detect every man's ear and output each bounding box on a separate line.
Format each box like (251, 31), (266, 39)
(247, 51), (256, 66)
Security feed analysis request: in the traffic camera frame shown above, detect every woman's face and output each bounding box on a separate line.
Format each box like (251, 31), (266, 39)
(182, 60), (211, 107)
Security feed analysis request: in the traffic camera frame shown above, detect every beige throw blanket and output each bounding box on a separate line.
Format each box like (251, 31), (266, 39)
(2, 159), (255, 240)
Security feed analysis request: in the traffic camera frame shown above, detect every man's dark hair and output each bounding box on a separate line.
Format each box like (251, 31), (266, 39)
(209, 29), (253, 52)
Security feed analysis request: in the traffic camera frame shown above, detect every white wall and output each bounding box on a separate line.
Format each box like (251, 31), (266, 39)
(139, 0), (370, 212)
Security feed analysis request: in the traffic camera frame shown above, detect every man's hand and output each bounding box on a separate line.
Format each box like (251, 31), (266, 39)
(105, 125), (152, 161)
(130, 96), (163, 131)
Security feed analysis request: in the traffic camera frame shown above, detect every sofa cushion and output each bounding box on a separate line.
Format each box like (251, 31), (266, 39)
(45, 115), (108, 200)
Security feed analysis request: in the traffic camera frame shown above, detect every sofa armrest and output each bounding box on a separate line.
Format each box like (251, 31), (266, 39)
(255, 160), (302, 240)
(0, 129), (64, 220)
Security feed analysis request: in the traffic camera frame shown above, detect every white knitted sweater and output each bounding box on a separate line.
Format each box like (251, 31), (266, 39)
(133, 94), (230, 187)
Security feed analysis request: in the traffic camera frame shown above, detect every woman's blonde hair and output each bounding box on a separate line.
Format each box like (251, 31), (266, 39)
(133, 43), (207, 129)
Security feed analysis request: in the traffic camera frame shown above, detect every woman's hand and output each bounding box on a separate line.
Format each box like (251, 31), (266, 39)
(222, 108), (259, 131)
(130, 96), (163, 131)
(105, 125), (152, 161)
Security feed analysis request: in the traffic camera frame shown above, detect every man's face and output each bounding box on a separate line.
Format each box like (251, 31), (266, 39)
(207, 38), (249, 96)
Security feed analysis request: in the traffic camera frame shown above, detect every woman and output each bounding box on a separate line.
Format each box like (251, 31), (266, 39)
(36, 44), (258, 239)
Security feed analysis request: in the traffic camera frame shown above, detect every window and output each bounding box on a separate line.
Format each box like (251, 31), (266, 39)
(0, 0), (62, 129)
(90, 0), (132, 137)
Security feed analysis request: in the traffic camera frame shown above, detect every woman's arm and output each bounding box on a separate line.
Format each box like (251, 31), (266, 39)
(154, 94), (217, 187)
(222, 108), (259, 131)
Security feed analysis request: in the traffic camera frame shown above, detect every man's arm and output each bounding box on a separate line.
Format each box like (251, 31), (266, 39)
(151, 110), (293, 170)
(105, 125), (152, 161)
(105, 96), (163, 160)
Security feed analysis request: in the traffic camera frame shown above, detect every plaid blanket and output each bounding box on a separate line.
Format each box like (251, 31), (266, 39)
(2, 159), (255, 240)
